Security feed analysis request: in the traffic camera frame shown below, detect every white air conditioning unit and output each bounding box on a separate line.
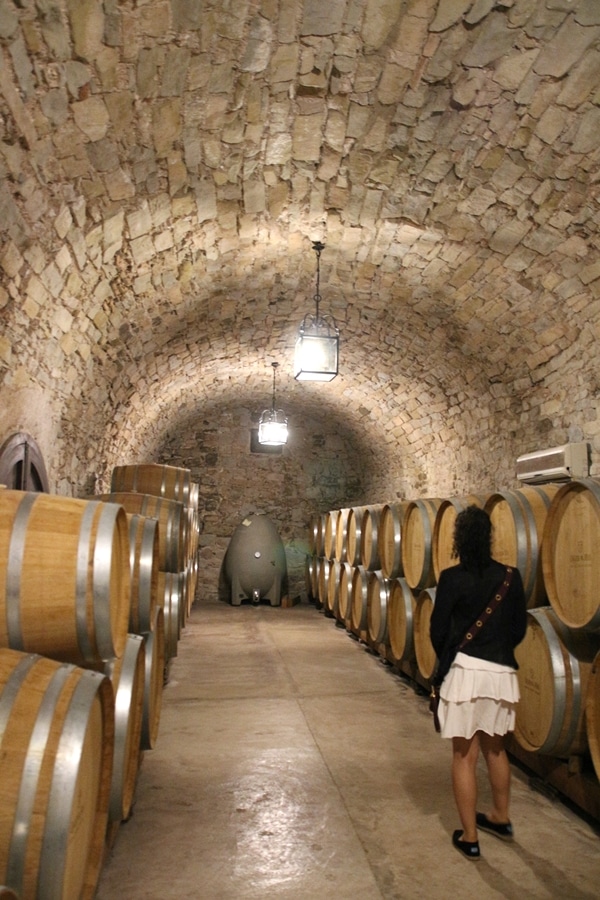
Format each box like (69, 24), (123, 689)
(516, 442), (590, 484)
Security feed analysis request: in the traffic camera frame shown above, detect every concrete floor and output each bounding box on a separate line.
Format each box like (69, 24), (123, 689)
(96, 599), (600, 900)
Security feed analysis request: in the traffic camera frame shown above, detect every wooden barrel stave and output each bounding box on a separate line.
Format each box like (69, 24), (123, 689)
(541, 478), (600, 631)
(367, 571), (389, 646)
(0, 648), (114, 900)
(126, 513), (159, 635)
(0, 491), (130, 664)
(378, 501), (409, 580)
(104, 634), (145, 823)
(111, 463), (192, 508)
(141, 606), (165, 752)
(350, 565), (369, 634)
(387, 578), (417, 665)
(514, 607), (596, 758)
(413, 587), (437, 682)
(98, 492), (186, 574)
(401, 499), (442, 591)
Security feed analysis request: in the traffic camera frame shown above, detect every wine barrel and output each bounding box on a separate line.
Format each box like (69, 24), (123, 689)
(111, 463), (193, 509)
(317, 558), (331, 610)
(305, 554), (317, 601)
(414, 587), (437, 681)
(484, 485), (559, 607)
(0, 648), (113, 900)
(0, 490), (130, 664)
(346, 506), (369, 567)
(338, 562), (353, 625)
(387, 578), (416, 665)
(157, 572), (183, 661)
(360, 505), (385, 572)
(334, 508), (351, 562)
(401, 498), (443, 591)
(541, 478), (600, 631)
(432, 494), (487, 581)
(314, 514), (326, 558)
(104, 634), (145, 822)
(350, 565), (369, 634)
(326, 560), (342, 618)
(126, 513), (159, 635)
(309, 555), (319, 602)
(514, 607), (596, 757)
(378, 501), (409, 580)
(367, 570), (389, 646)
(98, 492), (186, 574)
(141, 606), (165, 752)
(308, 516), (319, 555)
(323, 510), (338, 561)
(585, 651), (600, 783)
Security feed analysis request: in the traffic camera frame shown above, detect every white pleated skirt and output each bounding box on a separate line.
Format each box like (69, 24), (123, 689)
(438, 652), (520, 740)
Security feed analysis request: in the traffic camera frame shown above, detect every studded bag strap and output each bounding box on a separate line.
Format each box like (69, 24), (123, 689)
(457, 566), (514, 652)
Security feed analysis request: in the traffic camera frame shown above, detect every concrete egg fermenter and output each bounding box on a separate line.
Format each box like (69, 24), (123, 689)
(222, 514), (288, 606)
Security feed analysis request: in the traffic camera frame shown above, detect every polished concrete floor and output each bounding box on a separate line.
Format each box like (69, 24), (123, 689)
(96, 599), (600, 900)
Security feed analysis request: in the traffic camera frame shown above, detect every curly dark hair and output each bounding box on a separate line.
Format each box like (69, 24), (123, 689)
(452, 505), (492, 571)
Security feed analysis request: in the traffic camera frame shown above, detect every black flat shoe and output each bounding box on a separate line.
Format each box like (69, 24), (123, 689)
(476, 812), (514, 842)
(452, 829), (480, 860)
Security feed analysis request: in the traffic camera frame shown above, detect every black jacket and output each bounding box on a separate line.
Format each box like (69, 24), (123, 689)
(429, 559), (527, 669)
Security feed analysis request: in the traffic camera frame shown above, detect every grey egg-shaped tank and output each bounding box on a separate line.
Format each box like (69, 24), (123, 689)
(220, 514), (288, 606)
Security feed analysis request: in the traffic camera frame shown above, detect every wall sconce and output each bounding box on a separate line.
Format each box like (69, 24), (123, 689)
(258, 362), (288, 446)
(294, 241), (339, 382)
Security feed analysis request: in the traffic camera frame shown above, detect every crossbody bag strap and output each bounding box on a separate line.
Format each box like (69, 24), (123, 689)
(457, 565), (514, 652)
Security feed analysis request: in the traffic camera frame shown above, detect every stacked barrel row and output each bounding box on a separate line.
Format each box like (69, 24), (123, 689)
(306, 480), (600, 783)
(0, 462), (200, 899)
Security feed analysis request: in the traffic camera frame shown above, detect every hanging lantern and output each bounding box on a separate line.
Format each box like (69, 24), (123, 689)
(258, 362), (288, 446)
(294, 241), (340, 382)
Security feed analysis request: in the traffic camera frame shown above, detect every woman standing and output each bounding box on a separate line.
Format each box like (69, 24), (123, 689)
(429, 505), (527, 860)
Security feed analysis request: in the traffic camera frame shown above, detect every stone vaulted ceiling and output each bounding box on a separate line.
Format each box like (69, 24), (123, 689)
(1, 0), (600, 492)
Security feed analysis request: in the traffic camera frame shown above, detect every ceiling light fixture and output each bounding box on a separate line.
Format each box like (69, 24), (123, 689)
(258, 362), (288, 446)
(294, 240), (339, 382)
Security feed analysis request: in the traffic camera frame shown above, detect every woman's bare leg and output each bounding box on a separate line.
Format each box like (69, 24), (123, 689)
(451, 734), (480, 841)
(480, 732), (511, 822)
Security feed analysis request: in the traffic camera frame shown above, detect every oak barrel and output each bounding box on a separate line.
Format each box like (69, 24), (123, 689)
(350, 565), (369, 634)
(111, 463), (193, 509)
(484, 485), (559, 607)
(413, 587), (438, 681)
(326, 560), (342, 618)
(157, 572), (183, 661)
(0, 490), (130, 664)
(585, 651), (600, 783)
(401, 498), (443, 591)
(305, 554), (317, 601)
(338, 562), (353, 625)
(514, 607), (596, 757)
(334, 508), (351, 562)
(432, 494), (487, 582)
(0, 648), (114, 900)
(317, 558), (331, 609)
(141, 606), (165, 751)
(308, 516), (320, 555)
(378, 501), (409, 580)
(323, 510), (338, 561)
(345, 506), (369, 567)
(367, 570), (389, 646)
(360, 505), (386, 572)
(387, 578), (416, 665)
(541, 478), (600, 631)
(126, 513), (159, 635)
(104, 634), (145, 822)
(98, 492), (186, 574)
